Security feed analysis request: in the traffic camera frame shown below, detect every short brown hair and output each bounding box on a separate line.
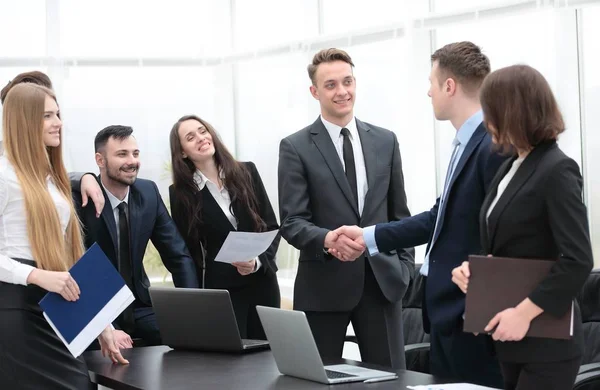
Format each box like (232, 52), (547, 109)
(307, 48), (354, 85)
(480, 64), (564, 152)
(1, 70), (53, 104)
(431, 41), (490, 95)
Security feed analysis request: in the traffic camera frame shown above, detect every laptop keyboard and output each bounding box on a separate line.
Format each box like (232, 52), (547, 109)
(325, 369), (356, 379)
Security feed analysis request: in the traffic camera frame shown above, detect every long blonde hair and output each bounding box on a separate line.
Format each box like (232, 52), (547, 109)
(2, 83), (83, 271)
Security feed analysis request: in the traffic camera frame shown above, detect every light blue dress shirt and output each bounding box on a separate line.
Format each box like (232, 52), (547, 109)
(364, 110), (484, 276)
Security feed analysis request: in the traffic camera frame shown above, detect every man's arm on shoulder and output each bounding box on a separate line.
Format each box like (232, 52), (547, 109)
(149, 181), (199, 288)
(278, 137), (329, 261)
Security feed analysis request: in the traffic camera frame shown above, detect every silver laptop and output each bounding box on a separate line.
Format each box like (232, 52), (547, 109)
(256, 306), (398, 384)
(149, 287), (269, 352)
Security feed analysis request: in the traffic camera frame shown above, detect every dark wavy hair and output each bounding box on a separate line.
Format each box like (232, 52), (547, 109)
(169, 115), (266, 243)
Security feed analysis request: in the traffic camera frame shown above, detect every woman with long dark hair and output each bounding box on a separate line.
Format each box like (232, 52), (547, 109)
(169, 115), (280, 339)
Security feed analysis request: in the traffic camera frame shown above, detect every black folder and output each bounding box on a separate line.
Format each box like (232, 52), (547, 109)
(463, 255), (573, 340)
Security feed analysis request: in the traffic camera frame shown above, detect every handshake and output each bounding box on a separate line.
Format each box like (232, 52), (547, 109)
(325, 225), (366, 262)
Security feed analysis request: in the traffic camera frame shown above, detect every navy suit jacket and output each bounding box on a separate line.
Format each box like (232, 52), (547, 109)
(373, 124), (508, 331)
(72, 175), (199, 306)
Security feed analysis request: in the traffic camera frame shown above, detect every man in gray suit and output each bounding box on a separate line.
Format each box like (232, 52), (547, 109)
(278, 48), (414, 369)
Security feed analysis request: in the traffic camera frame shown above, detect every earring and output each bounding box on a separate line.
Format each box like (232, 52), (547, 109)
(182, 154), (187, 159)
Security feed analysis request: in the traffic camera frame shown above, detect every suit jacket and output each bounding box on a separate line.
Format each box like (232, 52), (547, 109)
(278, 117), (415, 312)
(169, 162), (280, 289)
(481, 141), (593, 362)
(373, 124), (508, 332)
(72, 175), (199, 306)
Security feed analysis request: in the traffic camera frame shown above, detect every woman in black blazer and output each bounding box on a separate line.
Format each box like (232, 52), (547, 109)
(168, 115), (281, 340)
(452, 65), (593, 389)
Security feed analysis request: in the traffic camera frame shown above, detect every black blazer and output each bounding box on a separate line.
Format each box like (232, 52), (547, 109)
(481, 141), (593, 363)
(72, 175), (199, 306)
(169, 162), (280, 289)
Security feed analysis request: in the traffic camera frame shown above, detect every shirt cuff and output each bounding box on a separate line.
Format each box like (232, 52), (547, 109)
(363, 225), (380, 256)
(253, 257), (262, 272)
(14, 262), (35, 286)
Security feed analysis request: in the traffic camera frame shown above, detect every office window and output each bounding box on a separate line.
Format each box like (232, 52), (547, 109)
(0, 1), (46, 57)
(58, 0), (231, 57)
(433, 0), (511, 13)
(234, 53), (313, 296)
(433, 9), (582, 188)
(233, 0), (319, 50)
(322, 0), (429, 34)
(580, 6), (600, 266)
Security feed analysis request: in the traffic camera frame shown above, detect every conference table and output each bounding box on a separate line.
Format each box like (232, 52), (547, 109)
(84, 346), (444, 389)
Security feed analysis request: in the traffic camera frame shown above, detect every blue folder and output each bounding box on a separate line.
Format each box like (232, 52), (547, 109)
(39, 243), (127, 344)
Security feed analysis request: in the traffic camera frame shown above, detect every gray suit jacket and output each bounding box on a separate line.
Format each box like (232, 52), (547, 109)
(278, 117), (415, 312)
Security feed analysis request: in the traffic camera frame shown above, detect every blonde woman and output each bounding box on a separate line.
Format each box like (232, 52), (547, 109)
(0, 83), (127, 389)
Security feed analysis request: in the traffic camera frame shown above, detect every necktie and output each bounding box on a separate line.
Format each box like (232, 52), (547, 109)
(341, 128), (358, 210)
(117, 202), (135, 333)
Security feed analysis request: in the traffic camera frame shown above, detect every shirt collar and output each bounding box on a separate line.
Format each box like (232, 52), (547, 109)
(193, 169), (225, 191)
(320, 115), (358, 141)
(454, 110), (483, 146)
(100, 179), (130, 210)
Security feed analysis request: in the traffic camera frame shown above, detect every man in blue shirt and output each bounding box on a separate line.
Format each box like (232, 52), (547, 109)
(331, 42), (507, 387)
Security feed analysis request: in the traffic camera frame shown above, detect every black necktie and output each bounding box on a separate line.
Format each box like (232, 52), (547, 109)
(341, 128), (358, 210)
(117, 202), (135, 333)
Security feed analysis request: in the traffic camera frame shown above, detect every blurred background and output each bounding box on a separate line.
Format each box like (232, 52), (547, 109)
(1, 0), (599, 303)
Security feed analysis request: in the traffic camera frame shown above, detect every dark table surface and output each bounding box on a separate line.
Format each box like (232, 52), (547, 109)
(84, 346), (443, 389)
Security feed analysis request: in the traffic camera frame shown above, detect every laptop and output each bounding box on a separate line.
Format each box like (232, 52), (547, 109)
(256, 306), (398, 384)
(149, 287), (269, 352)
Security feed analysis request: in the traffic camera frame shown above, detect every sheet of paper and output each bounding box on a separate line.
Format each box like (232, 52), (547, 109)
(214, 230), (279, 264)
(407, 384), (500, 390)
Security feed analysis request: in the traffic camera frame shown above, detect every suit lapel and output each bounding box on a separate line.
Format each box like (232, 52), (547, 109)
(486, 142), (555, 250)
(127, 186), (143, 271)
(310, 117), (359, 217)
(431, 125), (486, 245)
(356, 119), (376, 220)
(445, 125), (486, 200)
(202, 188), (236, 231)
(98, 177), (118, 254)
(479, 158), (513, 254)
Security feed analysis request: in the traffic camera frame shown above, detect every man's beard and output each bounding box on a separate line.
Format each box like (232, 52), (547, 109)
(106, 162), (139, 186)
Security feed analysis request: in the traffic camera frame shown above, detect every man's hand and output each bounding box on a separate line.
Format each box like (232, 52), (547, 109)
(451, 261), (470, 294)
(325, 228), (365, 262)
(98, 326), (129, 365)
(80, 173), (104, 218)
(113, 329), (133, 349)
(232, 259), (256, 276)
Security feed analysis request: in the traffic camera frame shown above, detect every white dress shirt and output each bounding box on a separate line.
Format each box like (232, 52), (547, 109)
(194, 170), (261, 271)
(486, 156), (526, 220)
(0, 156), (71, 285)
(321, 116), (369, 215)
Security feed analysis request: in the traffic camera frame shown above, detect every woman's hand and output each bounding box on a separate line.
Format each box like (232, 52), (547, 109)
(485, 308), (531, 342)
(232, 259), (256, 276)
(451, 261), (470, 294)
(27, 269), (80, 301)
(485, 298), (542, 342)
(98, 326), (129, 365)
